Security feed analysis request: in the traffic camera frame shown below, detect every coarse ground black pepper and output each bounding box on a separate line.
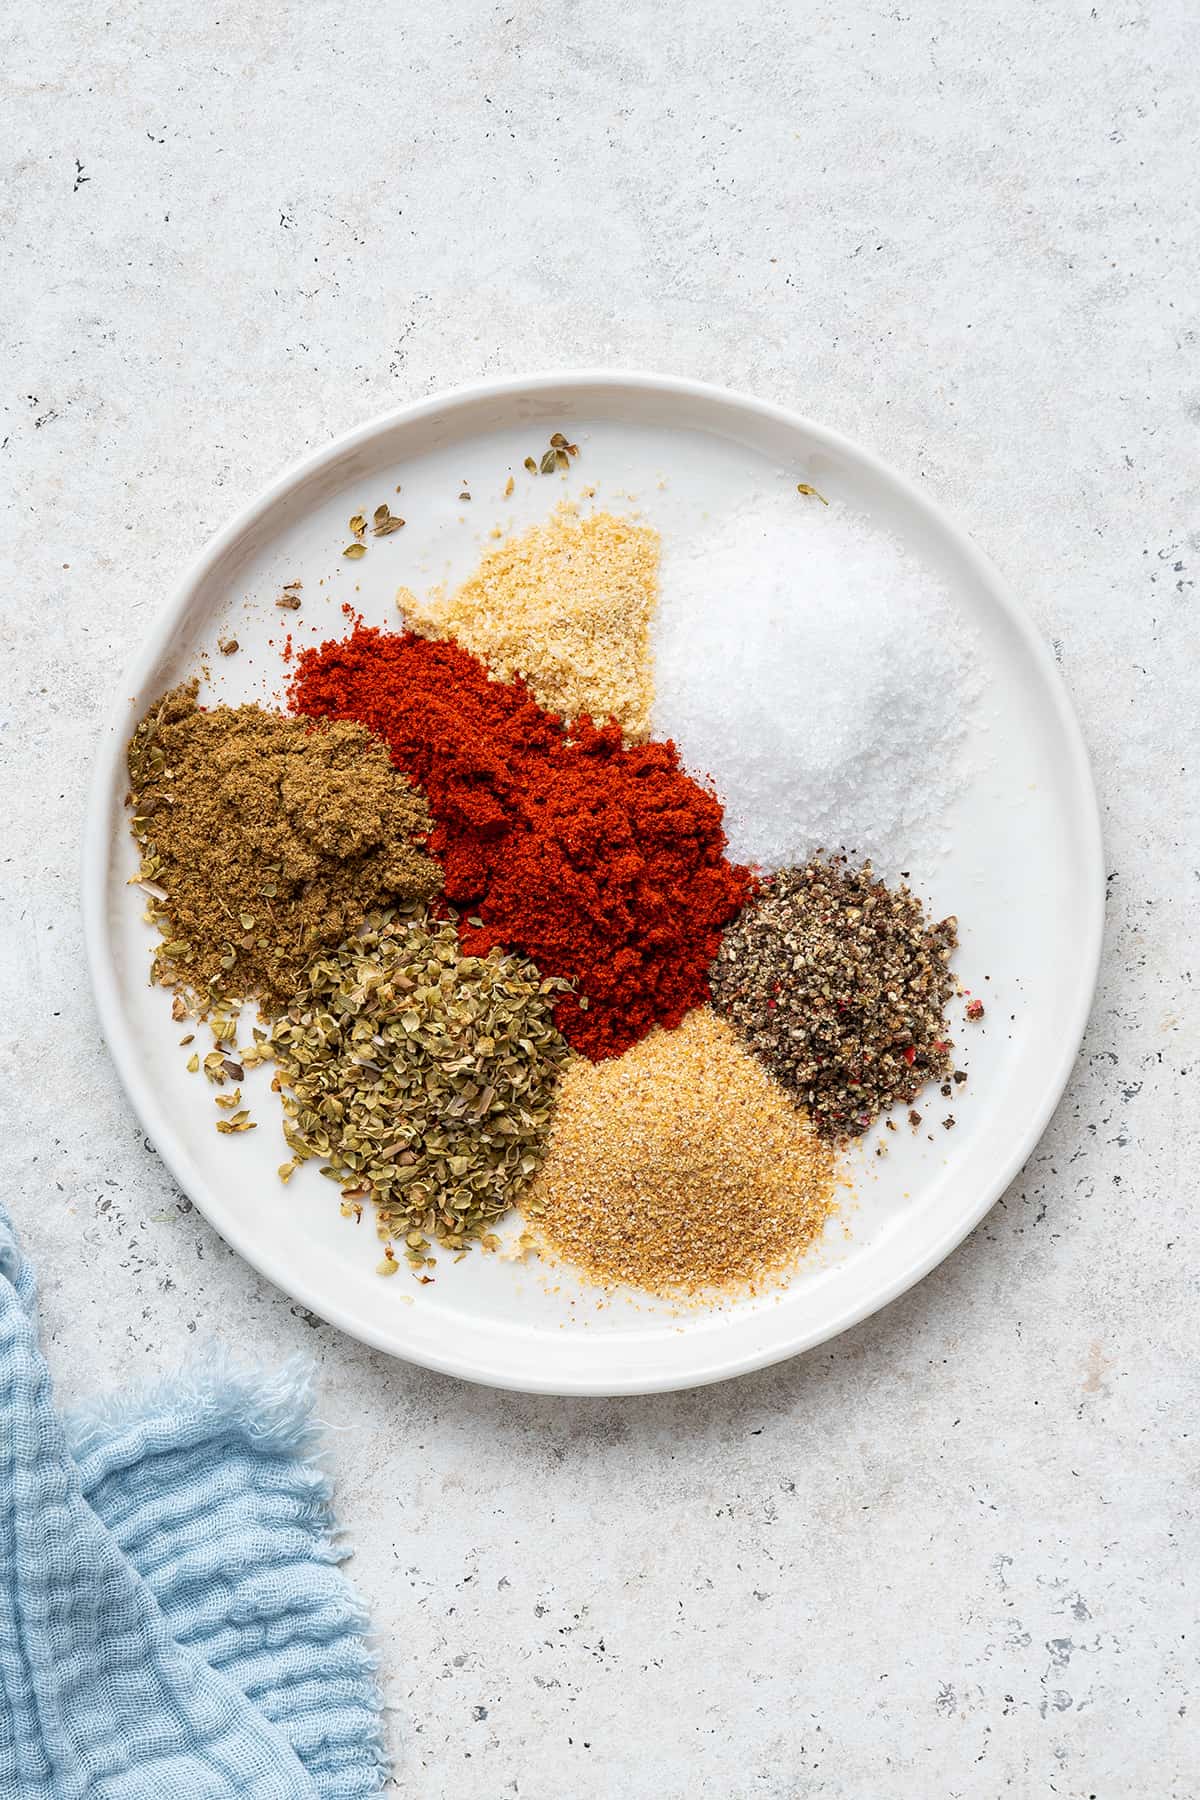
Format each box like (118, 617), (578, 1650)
(709, 855), (959, 1141)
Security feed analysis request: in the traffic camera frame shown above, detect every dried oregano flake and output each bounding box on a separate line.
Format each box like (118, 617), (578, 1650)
(265, 905), (573, 1262)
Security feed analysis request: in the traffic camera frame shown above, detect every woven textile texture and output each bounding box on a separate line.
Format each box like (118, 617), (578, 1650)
(0, 1203), (386, 1798)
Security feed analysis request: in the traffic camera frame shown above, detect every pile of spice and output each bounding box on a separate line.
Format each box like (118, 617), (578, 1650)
(709, 856), (958, 1140)
(652, 491), (980, 875)
(288, 626), (751, 1059)
(267, 907), (572, 1265)
(520, 1007), (835, 1297)
(127, 683), (442, 1008)
(402, 502), (660, 742)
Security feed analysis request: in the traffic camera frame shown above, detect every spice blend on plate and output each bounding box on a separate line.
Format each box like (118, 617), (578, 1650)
(710, 856), (958, 1140)
(121, 482), (983, 1303)
(127, 684), (441, 1008)
(521, 1007), (835, 1297)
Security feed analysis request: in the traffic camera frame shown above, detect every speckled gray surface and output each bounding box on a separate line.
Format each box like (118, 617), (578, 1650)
(3, 4), (1198, 1795)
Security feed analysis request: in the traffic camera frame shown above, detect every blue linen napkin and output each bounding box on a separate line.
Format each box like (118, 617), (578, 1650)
(0, 1203), (386, 1798)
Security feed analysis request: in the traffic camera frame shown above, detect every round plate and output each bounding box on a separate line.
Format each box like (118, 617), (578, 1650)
(83, 373), (1103, 1395)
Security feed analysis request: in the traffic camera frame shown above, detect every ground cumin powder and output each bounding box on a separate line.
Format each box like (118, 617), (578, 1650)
(127, 682), (442, 1007)
(520, 1007), (836, 1297)
(399, 501), (660, 741)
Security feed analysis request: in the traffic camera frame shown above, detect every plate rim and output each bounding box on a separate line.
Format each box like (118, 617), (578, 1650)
(81, 369), (1105, 1395)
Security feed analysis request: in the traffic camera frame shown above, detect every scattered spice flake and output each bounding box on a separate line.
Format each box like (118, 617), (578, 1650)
(343, 543), (367, 560)
(523, 433), (579, 476)
(349, 514), (367, 539)
(504, 475), (514, 498)
(218, 637), (239, 656)
(965, 997), (985, 1021)
(215, 1111), (256, 1134)
(371, 502), (405, 536)
(796, 483), (829, 505)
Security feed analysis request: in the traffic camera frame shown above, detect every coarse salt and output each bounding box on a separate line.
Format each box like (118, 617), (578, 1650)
(651, 490), (980, 876)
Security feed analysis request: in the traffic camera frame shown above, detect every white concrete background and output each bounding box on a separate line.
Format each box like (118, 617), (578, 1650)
(2, 3), (1197, 1795)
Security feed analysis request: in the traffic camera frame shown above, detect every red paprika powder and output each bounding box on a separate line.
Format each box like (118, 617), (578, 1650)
(289, 626), (751, 1059)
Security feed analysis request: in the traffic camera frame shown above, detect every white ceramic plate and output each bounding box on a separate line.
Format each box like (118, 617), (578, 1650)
(83, 373), (1103, 1395)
